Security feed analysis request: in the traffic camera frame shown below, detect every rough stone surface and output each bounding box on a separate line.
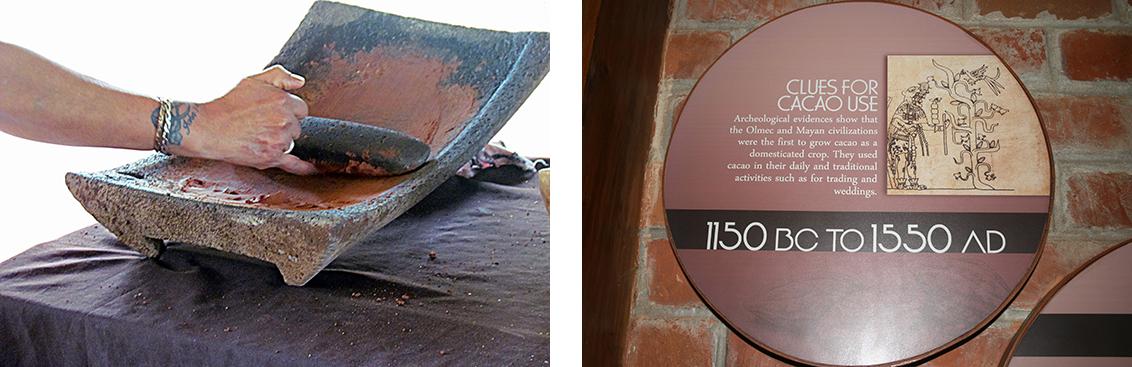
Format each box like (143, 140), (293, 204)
(65, 1), (549, 286)
(292, 117), (430, 176)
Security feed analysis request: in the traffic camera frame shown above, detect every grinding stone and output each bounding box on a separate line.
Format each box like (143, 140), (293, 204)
(293, 116), (431, 176)
(65, 1), (549, 285)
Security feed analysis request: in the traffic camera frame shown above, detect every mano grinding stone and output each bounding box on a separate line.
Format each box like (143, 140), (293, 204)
(64, 1), (549, 286)
(294, 117), (431, 176)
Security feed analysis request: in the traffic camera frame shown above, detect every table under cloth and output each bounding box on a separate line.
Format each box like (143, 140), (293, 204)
(0, 176), (549, 366)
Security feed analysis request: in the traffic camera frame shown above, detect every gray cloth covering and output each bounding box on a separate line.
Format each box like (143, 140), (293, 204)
(0, 177), (549, 366)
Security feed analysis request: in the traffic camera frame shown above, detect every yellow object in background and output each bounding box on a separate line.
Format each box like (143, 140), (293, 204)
(539, 168), (550, 211)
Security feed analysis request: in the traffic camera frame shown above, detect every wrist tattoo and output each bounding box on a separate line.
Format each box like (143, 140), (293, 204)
(150, 101), (199, 146)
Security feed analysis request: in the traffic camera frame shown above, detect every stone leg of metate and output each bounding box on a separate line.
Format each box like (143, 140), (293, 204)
(115, 232), (167, 258)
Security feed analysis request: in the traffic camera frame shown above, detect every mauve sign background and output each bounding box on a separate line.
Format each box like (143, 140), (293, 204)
(663, 2), (1051, 366)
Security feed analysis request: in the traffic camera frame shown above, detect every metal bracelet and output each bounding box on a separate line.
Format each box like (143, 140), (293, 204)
(153, 98), (173, 154)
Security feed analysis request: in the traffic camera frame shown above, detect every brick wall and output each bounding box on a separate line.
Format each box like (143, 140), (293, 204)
(625, 0), (1132, 365)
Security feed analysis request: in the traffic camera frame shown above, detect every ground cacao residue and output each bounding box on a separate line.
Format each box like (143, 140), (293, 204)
(157, 159), (406, 211)
(297, 44), (481, 151)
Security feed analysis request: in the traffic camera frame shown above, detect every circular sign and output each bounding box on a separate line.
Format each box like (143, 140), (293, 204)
(1003, 240), (1132, 366)
(662, 2), (1052, 365)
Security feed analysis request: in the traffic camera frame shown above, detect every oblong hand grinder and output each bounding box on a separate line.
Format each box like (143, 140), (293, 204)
(291, 116), (431, 176)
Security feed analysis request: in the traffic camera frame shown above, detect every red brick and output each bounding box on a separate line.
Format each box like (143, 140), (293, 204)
(647, 239), (702, 306)
(1036, 96), (1131, 151)
(1067, 172), (1132, 228)
(686, 0), (811, 22)
(877, 0), (962, 17)
(924, 317), (1019, 366)
(1011, 238), (1120, 312)
(976, 0), (1112, 20)
(624, 318), (714, 366)
(1009, 240), (1073, 309)
(664, 31), (732, 80)
(640, 160), (666, 228)
(968, 28), (1046, 74)
(726, 332), (791, 367)
(1061, 30), (1132, 81)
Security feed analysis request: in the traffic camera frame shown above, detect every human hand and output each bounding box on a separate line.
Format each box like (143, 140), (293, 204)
(171, 65), (317, 175)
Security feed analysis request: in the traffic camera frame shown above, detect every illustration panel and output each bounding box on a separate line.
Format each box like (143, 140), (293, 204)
(886, 55), (1049, 196)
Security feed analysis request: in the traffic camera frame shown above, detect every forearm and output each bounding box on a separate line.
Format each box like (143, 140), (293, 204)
(0, 41), (314, 174)
(0, 41), (163, 151)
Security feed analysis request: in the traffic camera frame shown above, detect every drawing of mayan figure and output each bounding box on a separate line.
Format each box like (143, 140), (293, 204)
(887, 82), (932, 190)
(886, 55), (1051, 196)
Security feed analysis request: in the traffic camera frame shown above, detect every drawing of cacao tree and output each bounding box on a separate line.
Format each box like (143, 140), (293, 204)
(929, 59), (1009, 190)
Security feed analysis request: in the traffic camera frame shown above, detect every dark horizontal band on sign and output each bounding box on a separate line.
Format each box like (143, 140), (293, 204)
(667, 210), (1046, 253)
(1015, 314), (1132, 357)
